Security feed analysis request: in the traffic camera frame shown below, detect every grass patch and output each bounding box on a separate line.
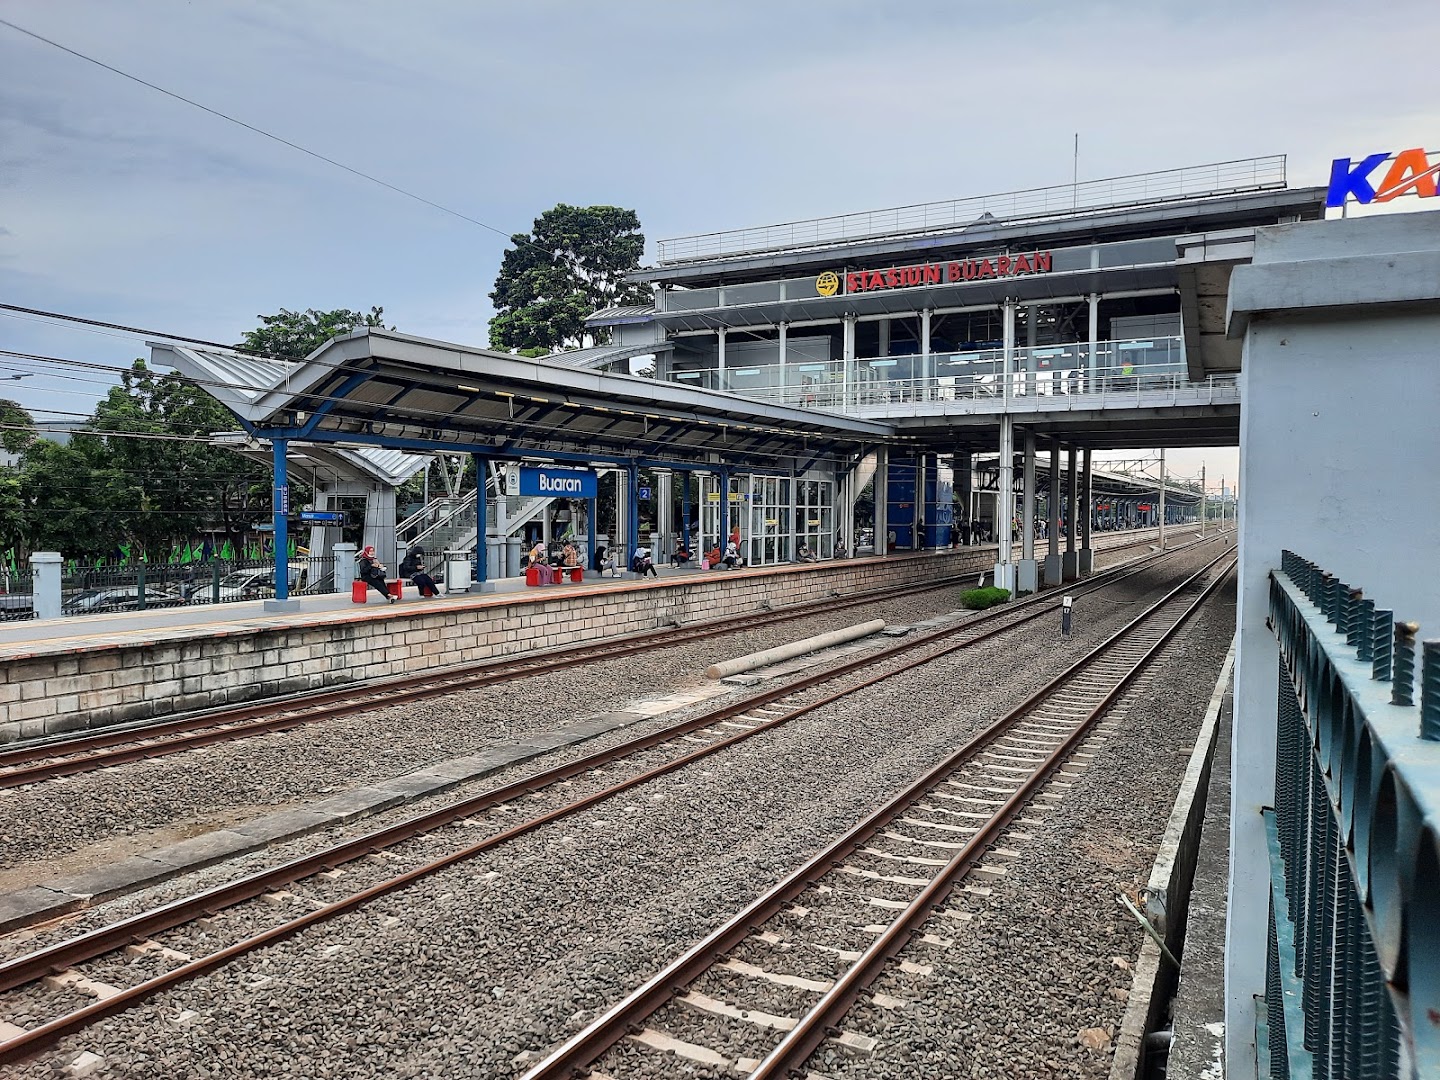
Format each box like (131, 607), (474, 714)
(960, 586), (1012, 610)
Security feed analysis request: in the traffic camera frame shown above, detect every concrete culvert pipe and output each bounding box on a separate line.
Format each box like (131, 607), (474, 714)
(705, 620), (887, 680)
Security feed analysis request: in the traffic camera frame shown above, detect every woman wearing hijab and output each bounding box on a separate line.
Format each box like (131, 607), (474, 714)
(357, 545), (396, 603)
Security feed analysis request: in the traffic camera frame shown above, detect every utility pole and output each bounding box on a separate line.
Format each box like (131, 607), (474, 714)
(1158, 448), (1167, 551)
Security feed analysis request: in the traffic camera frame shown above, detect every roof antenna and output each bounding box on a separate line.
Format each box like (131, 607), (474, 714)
(1072, 133), (1080, 209)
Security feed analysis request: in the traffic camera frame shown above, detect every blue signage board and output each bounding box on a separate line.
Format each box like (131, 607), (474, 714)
(519, 466), (598, 499)
(638, 486), (652, 500)
(299, 511), (345, 524)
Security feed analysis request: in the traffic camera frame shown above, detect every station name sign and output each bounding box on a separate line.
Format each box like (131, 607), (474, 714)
(506, 464), (598, 499)
(819, 251), (1054, 296)
(1327, 147), (1439, 208)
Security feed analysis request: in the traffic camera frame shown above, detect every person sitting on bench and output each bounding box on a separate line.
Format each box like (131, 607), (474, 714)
(631, 546), (658, 578)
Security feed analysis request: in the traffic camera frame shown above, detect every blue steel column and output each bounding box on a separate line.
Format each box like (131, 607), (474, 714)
(718, 468), (731, 554)
(680, 473), (693, 549)
(272, 438), (290, 601)
(473, 454), (488, 584)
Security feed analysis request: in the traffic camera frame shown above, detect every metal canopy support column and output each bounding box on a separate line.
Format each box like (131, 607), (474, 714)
(718, 468), (731, 558)
(1018, 430), (1038, 594)
(956, 450), (973, 544)
(1044, 439), (1063, 586)
(263, 438), (299, 611)
(614, 469), (627, 563)
(993, 417), (1014, 592)
(913, 454), (925, 551)
(1063, 444), (1079, 581)
(1079, 449), (1094, 574)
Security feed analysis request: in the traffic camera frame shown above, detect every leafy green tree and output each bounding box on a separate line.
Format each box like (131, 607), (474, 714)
(0, 399), (36, 455)
(240, 306), (387, 360)
(488, 205), (650, 353)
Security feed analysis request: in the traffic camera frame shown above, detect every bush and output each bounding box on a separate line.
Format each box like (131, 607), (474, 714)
(960, 586), (1012, 610)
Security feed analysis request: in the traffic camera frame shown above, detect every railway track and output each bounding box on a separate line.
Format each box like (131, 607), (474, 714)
(0, 540), (1223, 1068)
(0, 534), (1174, 789)
(520, 552), (1235, 1080)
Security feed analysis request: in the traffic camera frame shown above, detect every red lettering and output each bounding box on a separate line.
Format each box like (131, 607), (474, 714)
(886, 268), (900, 287)
(1375, 148), (1439, 202)
(1013, 253), (1032, 274)
(961, 260), (978, 281)
(947, 262), (962, 282)
(1034, 251), (1052, 272)
(867, 270), (886, 290)
(846, 272), (862, 292)
(976, 258), (994, 278)
(924, 264), (941, 285)
(997, 255), (1012, 275)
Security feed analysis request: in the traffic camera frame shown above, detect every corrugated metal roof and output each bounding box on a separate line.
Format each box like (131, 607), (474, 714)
(585, 304), (656, 327)
(538, 339), (673, 370)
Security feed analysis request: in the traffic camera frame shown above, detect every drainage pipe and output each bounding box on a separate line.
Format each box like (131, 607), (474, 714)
(706, 620), (887, 680)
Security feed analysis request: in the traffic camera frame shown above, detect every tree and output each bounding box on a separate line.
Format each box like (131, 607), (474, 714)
(240, 306), (387, 360)
(0, 399), (36, 455)
(488, 205), (651, 354)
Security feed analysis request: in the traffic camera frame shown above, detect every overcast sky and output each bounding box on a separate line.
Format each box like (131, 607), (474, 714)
(2, 0), (1437, 488)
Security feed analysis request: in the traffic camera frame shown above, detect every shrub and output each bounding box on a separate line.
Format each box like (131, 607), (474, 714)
(960, 586), (1012, 610)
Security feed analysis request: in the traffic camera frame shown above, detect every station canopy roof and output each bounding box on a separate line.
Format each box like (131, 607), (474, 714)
(152, 328), (897, 469)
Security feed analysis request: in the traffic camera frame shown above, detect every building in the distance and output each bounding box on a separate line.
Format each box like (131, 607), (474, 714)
(566, 155), (1324, 578)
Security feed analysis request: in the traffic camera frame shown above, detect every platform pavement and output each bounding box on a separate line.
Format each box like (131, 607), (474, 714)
(0, 562), (707, 655)
(1164, 681), (1233, 1079)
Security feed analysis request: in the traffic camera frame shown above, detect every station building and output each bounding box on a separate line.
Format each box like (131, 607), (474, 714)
(570, 154), (1322, 583)
(159, 156), (1317, 597)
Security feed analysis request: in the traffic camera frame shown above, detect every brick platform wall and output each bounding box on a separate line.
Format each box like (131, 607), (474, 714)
(0, 535), (1150, 743)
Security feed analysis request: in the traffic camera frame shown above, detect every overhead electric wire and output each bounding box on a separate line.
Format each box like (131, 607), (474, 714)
(0, 17), (561, 261)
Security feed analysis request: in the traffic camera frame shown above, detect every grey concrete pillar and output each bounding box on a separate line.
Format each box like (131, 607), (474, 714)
(873, 446), (888, 556)
(993, 416), (1015, 592)
(1063, 445), (1079, 580)
(1079, 449), (1094, 574)
(657, 472), (673, 562)
(716, 328), (727, 392)
(30, 552), (61, 620)
(333, 543), (358, 589)
(1018, 431), (1038, 594)
(1044, 440), (1063, 586)
(956, 450), (973, 543)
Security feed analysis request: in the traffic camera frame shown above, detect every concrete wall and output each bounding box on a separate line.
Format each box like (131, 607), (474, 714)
(0, 548), (997, 744)
(1224, 210), (1440, 1080)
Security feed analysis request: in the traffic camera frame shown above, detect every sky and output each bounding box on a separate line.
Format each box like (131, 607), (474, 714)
(2, 0), (1438, 491)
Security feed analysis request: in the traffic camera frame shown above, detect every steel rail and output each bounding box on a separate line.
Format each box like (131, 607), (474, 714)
(519, 552), (1234, 1080)
(0, 535), (1175, 788)
(0, 564), (994, 788)
(0, 542), (1217, 1067)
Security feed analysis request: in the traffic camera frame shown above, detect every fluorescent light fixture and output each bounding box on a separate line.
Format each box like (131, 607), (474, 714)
(458, 384), (481, 393)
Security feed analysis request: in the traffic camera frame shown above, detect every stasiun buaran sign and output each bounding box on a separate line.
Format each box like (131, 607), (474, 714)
(507, 465), (599, 499)
(815, 251), (1054, 297)
(1327, 147), (1439, 209)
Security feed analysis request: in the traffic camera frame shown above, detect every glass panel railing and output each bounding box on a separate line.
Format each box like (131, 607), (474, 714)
(700, 337), (1237, 413)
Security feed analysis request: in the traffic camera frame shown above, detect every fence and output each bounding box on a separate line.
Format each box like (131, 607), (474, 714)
(1262, 551), (1440, 1078)
(657, 155), (1287, 263)
(51, 556), (341, 618)
(0, 570), (34, 622)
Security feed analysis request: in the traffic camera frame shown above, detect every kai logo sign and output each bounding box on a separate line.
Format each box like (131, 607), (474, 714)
(1326, 148), (1440, 208)
(815, 271), (840, 297)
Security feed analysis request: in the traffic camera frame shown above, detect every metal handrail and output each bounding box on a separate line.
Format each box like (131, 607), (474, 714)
(657, 155), (1287, 263)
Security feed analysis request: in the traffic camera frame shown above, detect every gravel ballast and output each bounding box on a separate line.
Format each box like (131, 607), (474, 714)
(1, 543), (1230, 1079)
